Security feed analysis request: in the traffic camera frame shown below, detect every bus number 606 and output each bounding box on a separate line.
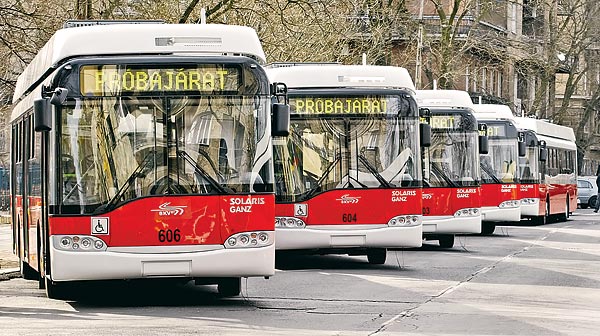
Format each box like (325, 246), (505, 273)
(158, 229), (181, 242)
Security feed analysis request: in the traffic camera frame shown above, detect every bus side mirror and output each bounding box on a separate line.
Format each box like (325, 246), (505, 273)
(539, 147), (548, 162)
(479, 135), (489, 154)
(50, 88), (68, 106)
(272, 103), (290, 137)
(518, 141), (526, 157)
(420, 123), (431, 147)
(34, 98), (52, 132)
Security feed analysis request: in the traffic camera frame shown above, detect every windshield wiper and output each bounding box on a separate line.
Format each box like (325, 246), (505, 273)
(480, 162), (502, 184)
(93, 150), (155, 214)
(304, 153), (343, 199)
(358, 154), (394, 188)
(431, 163), (459, 188)
(178, 150), (231, 194)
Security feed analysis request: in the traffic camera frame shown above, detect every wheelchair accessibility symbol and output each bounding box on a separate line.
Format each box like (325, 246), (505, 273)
(91, 217), (109, 235)
(294, 204), (308, 217)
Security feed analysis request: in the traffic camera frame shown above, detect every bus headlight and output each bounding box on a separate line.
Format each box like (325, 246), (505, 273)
(275, 217), (306, 228)
(454, 208), (480, 217)
(388, 215), (421, 227)
(225, 231), (273, 248)
(499, 200), (520, 208)
(53, 235), (107, 252)
(521, 198), (539, 205)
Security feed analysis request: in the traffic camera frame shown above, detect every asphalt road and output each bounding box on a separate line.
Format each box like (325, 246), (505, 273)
(0, 210), (599, 335)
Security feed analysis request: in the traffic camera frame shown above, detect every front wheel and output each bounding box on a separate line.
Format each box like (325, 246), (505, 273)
(217, 278), (241, 297)
(439, 235), (455, 248)
(45, 277), (71, 300)
(481, 223), (496, 235)
(366, 248), (387, 264)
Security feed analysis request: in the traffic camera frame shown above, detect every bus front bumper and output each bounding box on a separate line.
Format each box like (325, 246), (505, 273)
(520, 201), (541, 217)
(481, 206), (521, 222)
(275, 224), (423, 250)
(422, 215), (482, 234)
(49, 243), (275, 282)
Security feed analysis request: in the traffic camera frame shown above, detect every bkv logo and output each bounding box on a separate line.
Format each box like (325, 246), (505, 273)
(336, 194), (361, 204)
(151, 202), (187, 216)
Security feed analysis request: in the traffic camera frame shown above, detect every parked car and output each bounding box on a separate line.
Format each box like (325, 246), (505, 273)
(577, 176), (598, 209)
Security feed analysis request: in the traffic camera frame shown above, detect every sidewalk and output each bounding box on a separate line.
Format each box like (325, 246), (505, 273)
(0, 217), (20, 280)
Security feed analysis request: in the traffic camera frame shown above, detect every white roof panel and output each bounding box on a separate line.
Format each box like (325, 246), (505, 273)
(514, 116), (576, 142)
(416, 90), (474, 108)
(266, 65), (415, 90)
(471, 103), (515, 121)
(14, 23), (265, 102)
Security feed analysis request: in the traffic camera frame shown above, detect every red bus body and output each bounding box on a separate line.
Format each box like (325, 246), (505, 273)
(515, 118), (577, 223)
(268, 65), (424, 262)
(11, 23), (282, 298)
(417, 91), (484, 247)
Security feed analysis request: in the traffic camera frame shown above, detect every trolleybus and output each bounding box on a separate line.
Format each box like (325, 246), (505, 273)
(416, 90), (485, 247)
(471, 104), (523, 234)
(514, 117), (577, 224)
(11, 21), (289, 299)
(267, 64), (428, 264)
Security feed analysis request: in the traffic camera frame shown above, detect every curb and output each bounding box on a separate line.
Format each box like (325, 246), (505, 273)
(0, 267), (21, 281)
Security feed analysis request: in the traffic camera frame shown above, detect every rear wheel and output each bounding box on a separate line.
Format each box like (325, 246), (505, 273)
(439, 235), (455, 248)
(366, 248), (387, 264)
(217, 278), (241, 297)
(20, 260), (38, 280)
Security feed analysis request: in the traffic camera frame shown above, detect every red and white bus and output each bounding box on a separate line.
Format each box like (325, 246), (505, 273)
(267, 64), (428, 264)
(471, 104), (523, 234)
(514, 117), (577, 224)
(416, 90), (484, 248)
(11, 21), (289, 299)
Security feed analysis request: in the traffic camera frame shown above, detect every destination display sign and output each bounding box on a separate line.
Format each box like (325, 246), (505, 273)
(483, 124), (507, 137)
(290, 96), (392, 114)
(80, 64), (241, 95)
(420, 115), (465, 129)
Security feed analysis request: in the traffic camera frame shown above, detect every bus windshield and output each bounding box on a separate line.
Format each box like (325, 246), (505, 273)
(274, 94), (421, 203)
(60, 94), (272, 214)
(519, 146), (540, 183)
(424, 131), (480, 187)
(480, 138), (519, 184)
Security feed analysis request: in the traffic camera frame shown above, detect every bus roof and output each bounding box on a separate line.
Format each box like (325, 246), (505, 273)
(471, 103), (515, 121)
(13, 23), (266, 103)
(265, 64), (416, 91)
(416, 90), (474, 109)
(514, 117), (576, 142)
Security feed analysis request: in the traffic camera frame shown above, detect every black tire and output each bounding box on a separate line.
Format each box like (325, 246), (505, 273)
(481, 223), (496, 235)
(366, 248), (387, 264)
(45, 277), (70, 300)
(20, 260), (38, 280)
(439, 235), (455, 248)
(217, 278), (241, 297)
(589, 196), (597, 209)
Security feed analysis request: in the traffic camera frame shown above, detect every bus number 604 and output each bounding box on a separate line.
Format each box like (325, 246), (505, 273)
(342, 213), (357, 222)
(158, 229), (181, 242)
